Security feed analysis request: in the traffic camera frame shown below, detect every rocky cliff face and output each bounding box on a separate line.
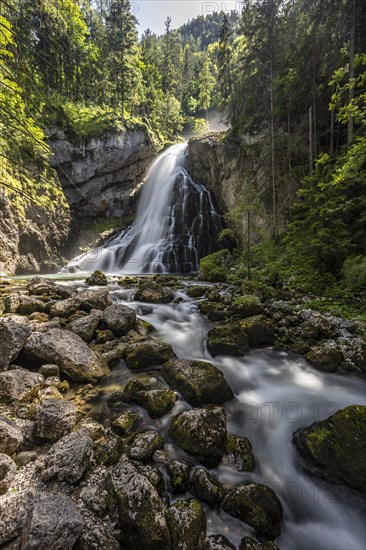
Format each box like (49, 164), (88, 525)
(48, 126), (155, 220)
(0, 184), (70, 276)
(0, 126), (155, 275)
(187, 132), (292, 242)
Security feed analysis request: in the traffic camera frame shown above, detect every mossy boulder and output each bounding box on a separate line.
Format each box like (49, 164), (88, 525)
(305, 345), (344, 373)
(239, 537), (279, 550)
(100, 304), (136, 337)
(135, 283), (174, 303)
(239, 316), (275, 347)
(127, 430), (164, 462)
(109, 456), (170, 549)
(165, 498), (207, 550)
(207, 324), (249, 356)
(198, 301), (233, 322)
(221, 483), (283, 539)
(124, 339), (175, 370)
(224, 435), (255, 472)
(169, 406), (227, 467)
(112, 410), (143, 436)
(95, 329), (115, 344)
(292, 404), (366, 492)
(135, 463), (165, 494)
(198, 250), (232, 282)
(166, 459), (191, 494)
(190, 467), (225, 506)
(233, 295), (264, 318)
(85, 270), (108, 286)
(161, 358), (234, 406)
(204, 534), (236, 549)
(121, 379), (176, 418)
(186, 286), (210, 298)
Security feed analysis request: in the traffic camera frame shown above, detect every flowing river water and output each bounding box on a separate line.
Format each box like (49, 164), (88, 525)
(61, 278), (366, 550)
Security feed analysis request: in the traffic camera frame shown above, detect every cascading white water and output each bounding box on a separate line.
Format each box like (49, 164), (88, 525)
(67, 143), (224, 274)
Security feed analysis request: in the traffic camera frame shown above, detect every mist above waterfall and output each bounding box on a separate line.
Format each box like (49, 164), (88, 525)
(67, 142), (225, 274)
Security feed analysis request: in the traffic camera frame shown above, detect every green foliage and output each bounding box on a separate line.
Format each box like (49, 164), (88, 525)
(198, 249), (233, 282)
(341, 256), (366, 290)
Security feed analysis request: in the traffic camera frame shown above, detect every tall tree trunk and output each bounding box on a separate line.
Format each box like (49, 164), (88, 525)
(287, 109), (293, 209)
(312, 62), (317, 159)
(348, 0), (355, 145)
(330, 89), (335, 156)
(247, 209), (251, 280)
(309, 106), (313, 175)
(270, 68), (276, 237)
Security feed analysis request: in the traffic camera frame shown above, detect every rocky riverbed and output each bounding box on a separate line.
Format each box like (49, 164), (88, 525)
(0, 273), (365, 550)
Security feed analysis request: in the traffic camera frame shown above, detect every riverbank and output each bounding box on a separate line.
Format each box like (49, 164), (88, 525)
(0, 273), (365, 549)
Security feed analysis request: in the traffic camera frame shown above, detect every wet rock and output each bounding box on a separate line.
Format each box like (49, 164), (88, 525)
(127, 430), (164, 462)
(135, 282), (174, 303)
(0, 370), (44, 403)
(0, 453), (16, 494)
(0, 491), (33, 547)
(205, 534), (236, 550)
(50, 289), (113, 318)
(24, 328), (110, 383)
(186, 286), (210, 298)
(305, 345), (344, 373)
(240, 316), (275, 347)
(5, 294), (47, 315)
(119, 379), (176, 418)
(35, 399), (76, 440)
(207, 323), (249, 356)
(165, 498), (207, 550)
(42, 429), (93, 484)
(233, 295), (264, 318)
(0, 417), (24, 454)
(27, 276), (76, 299)
(108, 456), (170, 549)
(221, 483), (283, 539)
(94, 431), (125, 466)
(136, 463), (165, 494)
(166, 459), (191, 494)
(79, 466), (109, 516)
(125, 339), (175, 370)
(38, 363), (60, 377)
(101, 304), (136, 336)
(0, 316), (31, 370)
(190, 467), (224, 506)
(224, 435), (255, 472)
(162, 358), (234, 406)
(239, 537), (279, 550)
(169, 406), (227, 467)
(292, 404), (366, 492)
(76, 508), (119, 550)
(67, 311), (101, 342)
(86, 270), (108, 286)
(112, 409), (143, 436)
(26, 493), (83, 550)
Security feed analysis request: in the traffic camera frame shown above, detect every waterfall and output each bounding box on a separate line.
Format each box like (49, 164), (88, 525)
(67, 142), (224, 274)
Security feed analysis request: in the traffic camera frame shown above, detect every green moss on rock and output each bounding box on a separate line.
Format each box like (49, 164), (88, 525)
(293, 404), (366, 492)
(198, 250), (232, 282)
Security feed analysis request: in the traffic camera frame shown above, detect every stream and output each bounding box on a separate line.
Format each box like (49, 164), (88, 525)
(63, 278), (366, 550)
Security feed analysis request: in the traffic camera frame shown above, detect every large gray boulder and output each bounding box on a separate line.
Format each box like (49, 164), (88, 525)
(4, 294), (47, 315)
(35, 399), (76, 441)
(42, 429), (93, 484)
(0, 369), (44, 403)
(101, 304), (136, 336)
(165, 498), (207, 550)
(67, 310), (101, 342)
(27, 276), (76, 298)
(135, 283), (174, 303)
(0, 316), (31, 370)
(161, 359), (233, 406)
(26, 493), (84, 550)
(169, 406), (227, 467)
(24, 328), (110, 383)
(0, 453), (17, 494)
(0, 417), (24, 455)
(108, 456), (171, 549)
(124, 339), (175, 370)
(50, 289), (113, 318)
(0, 491), (33, 547)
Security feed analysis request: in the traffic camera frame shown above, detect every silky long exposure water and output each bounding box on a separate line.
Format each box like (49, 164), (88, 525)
(64, 279), (366, 550)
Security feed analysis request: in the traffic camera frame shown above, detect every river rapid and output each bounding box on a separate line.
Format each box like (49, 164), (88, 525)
(62, 277), (366, 550)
